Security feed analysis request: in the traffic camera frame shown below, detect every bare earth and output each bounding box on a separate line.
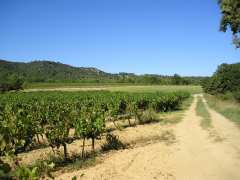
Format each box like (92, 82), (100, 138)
(56, 94), (240, 180)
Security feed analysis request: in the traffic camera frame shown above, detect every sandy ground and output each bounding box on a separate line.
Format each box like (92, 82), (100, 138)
(18, 119), (172, 165)
(55, 94), (240, 180)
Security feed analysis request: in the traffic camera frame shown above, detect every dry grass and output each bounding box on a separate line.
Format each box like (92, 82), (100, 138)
(196, 97), (212, 129)
(204, 94), (240, 125)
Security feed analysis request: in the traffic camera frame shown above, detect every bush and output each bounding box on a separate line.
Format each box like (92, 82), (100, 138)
(0, 79), (24, 93)
(233, 91), (240, 102)
(0, 160), (11, 179)
(138, 108), (159, 124)
(13, 166), (38, 180)
(101, 133), (126, 151)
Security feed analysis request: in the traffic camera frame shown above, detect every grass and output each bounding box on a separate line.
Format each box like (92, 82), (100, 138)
(24, 82), (135, 89)
(196, 97), (212, 129)
(24, 83), (202, 94)
(204, 94), (240, 125)
(107, 85), (202, 94)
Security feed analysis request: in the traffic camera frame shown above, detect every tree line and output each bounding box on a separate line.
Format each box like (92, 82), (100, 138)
(202, 62), (240, 102)
(0, 60), (206, 89)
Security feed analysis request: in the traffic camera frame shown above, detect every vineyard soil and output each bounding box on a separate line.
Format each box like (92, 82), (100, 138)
(56, 94), (240, 180)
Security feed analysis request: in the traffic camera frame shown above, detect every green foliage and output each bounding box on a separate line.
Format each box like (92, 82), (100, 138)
(205, 94), (240, 124)
(13, 166), (38, 180)
(0, 59), (205, 85)
(45, 102), (73, 160)
(31, 160), (55, 178)
(74, 105), (105, 152)
(0, 103), (29, 156)
(0, 90), (189, 177)
(138, 108), (159, 125)
(0, 79), (24, 93)
(203, 63), (240, 99)
(219, 0), (240, 47)
(108, 85), (203, 94)
(233, 91), (240, 102)
(0, 91), (189, 153)
(101, 133), (126, 151)
(0, 159), (11, 179)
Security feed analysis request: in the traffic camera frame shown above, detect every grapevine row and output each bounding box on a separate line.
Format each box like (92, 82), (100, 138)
(0, 91), (189, 161)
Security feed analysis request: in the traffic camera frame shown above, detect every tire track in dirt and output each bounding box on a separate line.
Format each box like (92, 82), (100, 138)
(202, 95), (240, 157)
(170, 94), (240, 180)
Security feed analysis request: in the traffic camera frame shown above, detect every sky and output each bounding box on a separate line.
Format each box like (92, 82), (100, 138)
(0, 0), (239, 76)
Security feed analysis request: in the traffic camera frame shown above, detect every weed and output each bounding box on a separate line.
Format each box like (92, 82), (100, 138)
(196, 97), (212, 129)
(101, 133), (127, 151)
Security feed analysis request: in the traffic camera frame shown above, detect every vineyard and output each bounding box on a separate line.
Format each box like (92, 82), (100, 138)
(0, 90), (189, 178)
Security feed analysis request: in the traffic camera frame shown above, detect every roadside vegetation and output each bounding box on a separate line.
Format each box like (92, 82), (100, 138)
(202, 63), (240, 102)
(108, 85), (202, 94)
(204, 94), (240, 125)
(196, 97), (212, 129)
(158, 95), (193, 125)
(202, 62), (240, 125)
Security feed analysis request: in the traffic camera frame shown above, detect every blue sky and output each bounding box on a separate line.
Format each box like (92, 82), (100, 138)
(0, 0), (239, 76)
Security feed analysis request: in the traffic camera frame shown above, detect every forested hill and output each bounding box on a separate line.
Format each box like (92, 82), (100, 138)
(0, 59), (111, 83)
(0, 59), (206, 84)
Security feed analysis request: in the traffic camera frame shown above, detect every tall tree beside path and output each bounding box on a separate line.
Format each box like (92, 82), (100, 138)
(219, 0), (240, 48)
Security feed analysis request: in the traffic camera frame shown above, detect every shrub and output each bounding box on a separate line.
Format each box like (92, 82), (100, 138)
(233, 91), (240, 102)
(0, 79), (24, 93)
(101, 133), (126, 151)
(138, 108), (159, 124)
(13, 166), (38, 180)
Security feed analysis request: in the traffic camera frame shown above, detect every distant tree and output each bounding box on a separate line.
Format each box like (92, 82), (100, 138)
(142, 75), (160, 84)
(0, 59), (204, 85)
(172, 74), (182, 85)
(0, 79), (24, 93)
(13, 79), (24, 90)
(218, 0), (240, 48)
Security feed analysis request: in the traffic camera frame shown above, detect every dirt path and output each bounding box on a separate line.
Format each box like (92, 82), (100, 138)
(56, 94), (240, 180)
(169, 95), (240, 180)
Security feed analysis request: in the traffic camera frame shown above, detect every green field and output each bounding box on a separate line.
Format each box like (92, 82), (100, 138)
(24, 82), (135, 89)
(24, 84), (202, 94)
(107, 85), (202, 94)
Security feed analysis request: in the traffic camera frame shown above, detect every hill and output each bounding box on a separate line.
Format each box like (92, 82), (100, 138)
(0, 59), (206, 85)
(0, 59), (112, 83)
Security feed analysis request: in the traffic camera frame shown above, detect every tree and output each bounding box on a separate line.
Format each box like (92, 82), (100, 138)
(202, 63), (240, 94)
(172, 74), (182, 85)
(219, 0), (240, 48)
